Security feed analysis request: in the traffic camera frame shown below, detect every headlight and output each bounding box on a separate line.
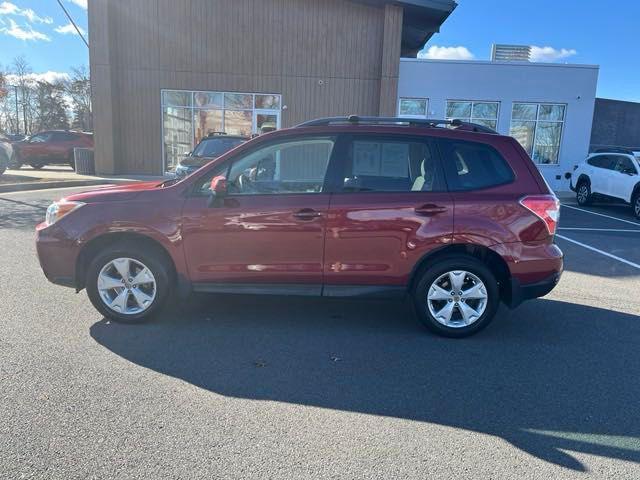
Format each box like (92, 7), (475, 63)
(45, 201), (85, 225)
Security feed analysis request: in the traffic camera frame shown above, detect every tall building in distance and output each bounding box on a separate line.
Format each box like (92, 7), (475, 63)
(491, 44), (532, 62)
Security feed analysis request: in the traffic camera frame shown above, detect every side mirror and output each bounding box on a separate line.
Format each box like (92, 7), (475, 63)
(182, 151), (192, 157)
(564, 172), (572, 180)
(624, 168), (637, 176)
(207, 175), (227, 207)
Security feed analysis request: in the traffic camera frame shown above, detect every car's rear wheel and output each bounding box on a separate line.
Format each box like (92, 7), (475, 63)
(413, 256), (500, 338)
(86, 244), (171, 323)
(30, 163), (44, 170)
(576, 182), (592, 206)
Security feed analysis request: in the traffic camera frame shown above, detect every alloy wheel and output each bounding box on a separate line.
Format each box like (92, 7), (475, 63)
(635, 196), (640, 218)
(577, 185), (589, 204)
(97, 257), (157, 315)
(427, 270), (488, 328)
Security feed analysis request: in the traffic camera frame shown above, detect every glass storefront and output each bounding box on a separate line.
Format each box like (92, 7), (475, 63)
(161, 90), (282, 171)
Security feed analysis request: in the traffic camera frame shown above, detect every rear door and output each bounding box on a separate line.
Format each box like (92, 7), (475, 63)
(323, 133), (453, 293)
(588, 154), (614, 195)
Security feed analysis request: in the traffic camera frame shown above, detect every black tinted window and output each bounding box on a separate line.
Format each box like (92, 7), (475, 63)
(439, 140), (514, 191)
(193, 137), (245, 157)
(52, 132), (76, 141)
(341, 137), (444, 192)
(588, 155), (616, 170)
(613, 156), (636, 173)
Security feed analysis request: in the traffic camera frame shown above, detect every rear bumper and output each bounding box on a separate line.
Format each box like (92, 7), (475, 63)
(508, 271), (562, 308)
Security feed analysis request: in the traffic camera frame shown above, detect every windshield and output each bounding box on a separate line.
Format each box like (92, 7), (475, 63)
(192, 137), (245, 158)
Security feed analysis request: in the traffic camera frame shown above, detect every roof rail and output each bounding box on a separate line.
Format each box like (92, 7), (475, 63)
(594, 147), (635, 155)
(296, 115), (498, 134)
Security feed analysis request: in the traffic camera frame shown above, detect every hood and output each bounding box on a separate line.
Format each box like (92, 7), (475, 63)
(62, 180), (165, 203)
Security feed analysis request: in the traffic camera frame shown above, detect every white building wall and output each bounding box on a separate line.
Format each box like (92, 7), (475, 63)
(398, 59), (599, 191)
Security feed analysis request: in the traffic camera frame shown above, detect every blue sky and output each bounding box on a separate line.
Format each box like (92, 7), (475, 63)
(0, 0), (638, 101)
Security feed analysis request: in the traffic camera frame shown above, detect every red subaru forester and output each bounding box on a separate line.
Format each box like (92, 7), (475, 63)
(36, 116), (563, 337)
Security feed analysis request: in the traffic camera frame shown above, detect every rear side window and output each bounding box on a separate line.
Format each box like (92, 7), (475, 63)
(439, 140), (514, 191)
(341, 137), (445, 192)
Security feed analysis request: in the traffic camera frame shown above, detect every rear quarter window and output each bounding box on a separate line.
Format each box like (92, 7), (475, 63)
(438, 139), (514, 191)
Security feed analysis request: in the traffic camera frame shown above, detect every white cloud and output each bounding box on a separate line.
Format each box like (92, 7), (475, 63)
(530, 46), (577, 63)
(6, 71), (70, 85)
(418, 45), (475, 61)
(67, 0), (87, 9)
(0, 18), (50, 41)
(0, 1), (53, 24)
(55, 22), (85, 36)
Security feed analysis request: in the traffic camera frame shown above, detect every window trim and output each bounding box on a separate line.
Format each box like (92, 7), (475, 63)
(445, 99), (500, 130)
(509, 102), (567, 166)
(332, 133), (448, 195)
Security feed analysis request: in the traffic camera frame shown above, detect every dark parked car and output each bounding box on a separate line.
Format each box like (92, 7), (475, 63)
(174, 133), (247, 178)
(36, 116), (562, 338)
(12, 130), (93, 170)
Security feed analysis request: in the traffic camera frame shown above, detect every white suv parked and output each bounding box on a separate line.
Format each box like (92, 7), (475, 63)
(570, 149), (640, 219)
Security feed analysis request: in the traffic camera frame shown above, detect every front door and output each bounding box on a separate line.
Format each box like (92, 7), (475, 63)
(323, 134), (454, 292)
(181, 135), (338, 292)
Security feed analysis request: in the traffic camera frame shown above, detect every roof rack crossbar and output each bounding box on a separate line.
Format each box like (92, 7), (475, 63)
(296, 115), (498, 134)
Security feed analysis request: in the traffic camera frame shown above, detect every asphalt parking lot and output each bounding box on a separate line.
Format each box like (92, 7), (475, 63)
(1, 187), (639, 479)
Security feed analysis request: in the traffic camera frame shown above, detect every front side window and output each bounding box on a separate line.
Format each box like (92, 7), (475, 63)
(30, 133), (51, 143)
(398, 97), (428, 117)
(510, 103), (565, 164)
(613, 155), (637, 174)
(439, 140), (514, 191)
(341, 137), (444, 192)
(446, 101), (499, 130)
(225, 137), (336, 195)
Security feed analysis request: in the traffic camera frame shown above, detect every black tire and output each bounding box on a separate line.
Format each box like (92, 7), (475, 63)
(9, 153), (22, 169)
(412, 255), (500, 338)
(576, 181), (592, 206)
(30, 163), (44, 170)
(0, 165), (5, 176)
(632, 192), (640, 220)
(86, 243), (172, 324)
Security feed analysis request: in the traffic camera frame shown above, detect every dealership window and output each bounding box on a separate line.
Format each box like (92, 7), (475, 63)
(509, 103), (566, 164)
(161, 90), (282, 171)
(398, 97), (429, 117)
(446, 101), (499, 130)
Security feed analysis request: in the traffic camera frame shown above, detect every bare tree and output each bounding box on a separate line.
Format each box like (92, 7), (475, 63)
(12, 56), (36, 134)
(66, 66), (92, 131)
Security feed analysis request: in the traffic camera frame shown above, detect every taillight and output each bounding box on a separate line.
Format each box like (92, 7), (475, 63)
(520, 195), (560, 235)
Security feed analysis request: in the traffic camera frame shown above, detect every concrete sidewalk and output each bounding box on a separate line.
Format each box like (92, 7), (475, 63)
(0, 166), (169, 193)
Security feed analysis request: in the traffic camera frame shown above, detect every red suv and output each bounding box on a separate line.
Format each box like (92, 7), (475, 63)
(36, 116), (562, 337)
(12, 130), (93, 170)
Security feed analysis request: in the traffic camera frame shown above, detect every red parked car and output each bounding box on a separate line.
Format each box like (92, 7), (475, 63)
(12, 130), (93, 170)
(36, 116), (562, 337)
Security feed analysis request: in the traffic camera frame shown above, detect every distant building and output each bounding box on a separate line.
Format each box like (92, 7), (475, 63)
(590, 98), (640, 152)
(491, 44), (532, 62)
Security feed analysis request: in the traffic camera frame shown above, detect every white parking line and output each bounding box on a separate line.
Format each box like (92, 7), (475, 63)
(561, 204), (640, 227)
(556, 234), (640, 270)
(558, 227), (640, 233)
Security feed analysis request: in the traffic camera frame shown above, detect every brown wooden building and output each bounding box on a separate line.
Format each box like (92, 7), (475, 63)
(89, 0), (456, 175)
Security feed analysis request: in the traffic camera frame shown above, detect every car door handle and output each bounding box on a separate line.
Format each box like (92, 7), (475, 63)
(293, 208), (323, 220)
(414, 204), (448, 216)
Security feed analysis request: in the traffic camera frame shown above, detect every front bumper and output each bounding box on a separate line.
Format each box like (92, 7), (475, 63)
(35, 222), (79, 288)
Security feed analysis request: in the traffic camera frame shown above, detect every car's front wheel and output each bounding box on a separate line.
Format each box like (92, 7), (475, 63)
(413, 256), (499, 338)
(30, 163), (44, 170)
(633, 192), (640, 220)
(86, 244), (172, 323)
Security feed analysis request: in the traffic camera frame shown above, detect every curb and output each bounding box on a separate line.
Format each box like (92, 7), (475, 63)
(0, 179), (121, 194)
